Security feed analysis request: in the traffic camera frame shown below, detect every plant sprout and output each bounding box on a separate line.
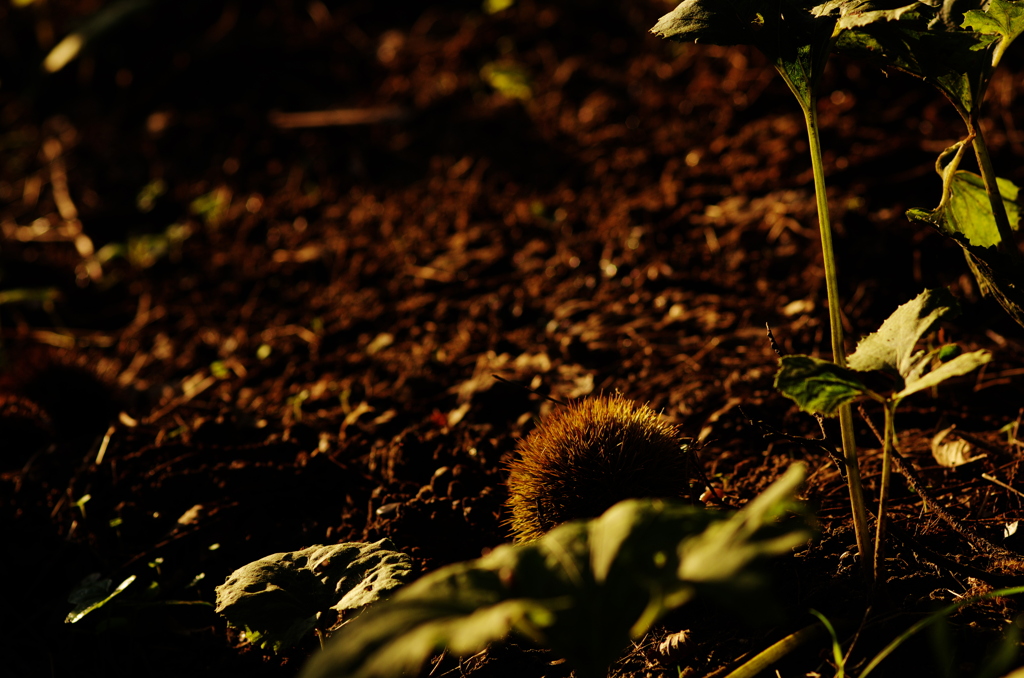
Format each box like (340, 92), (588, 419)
(775, 288), (991, 582)
(651, 0), (903, 583)
(653, 0), (1024, 585)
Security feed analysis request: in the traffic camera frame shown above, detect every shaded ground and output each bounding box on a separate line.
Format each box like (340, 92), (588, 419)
(3, 1), (1024, 676)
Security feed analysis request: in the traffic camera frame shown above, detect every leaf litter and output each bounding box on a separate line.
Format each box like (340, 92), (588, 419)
(2, 1), (1024, 677)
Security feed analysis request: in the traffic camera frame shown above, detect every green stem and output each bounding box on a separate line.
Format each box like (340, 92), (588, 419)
(873, 403), (896, 587)
(970, 123), (1019, 259)
(803, 103), (874, 585)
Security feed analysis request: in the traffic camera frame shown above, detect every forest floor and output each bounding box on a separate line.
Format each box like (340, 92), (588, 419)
(3, 1), (1024, 677)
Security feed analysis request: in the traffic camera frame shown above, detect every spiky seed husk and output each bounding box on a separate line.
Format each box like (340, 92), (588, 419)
(504, 394), (696, 542)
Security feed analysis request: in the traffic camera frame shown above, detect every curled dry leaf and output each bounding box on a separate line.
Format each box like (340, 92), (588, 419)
(931, 427), (986, 468)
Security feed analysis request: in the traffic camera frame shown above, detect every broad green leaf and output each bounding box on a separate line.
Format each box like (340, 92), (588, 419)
(908, 173), (1024, 329)
(836, 6), (994, 120)
(777, 290), (992, 411)
(650, 1), (773, 46)
(652, 1), (838, 110)
(66, 574), (137, 624)
(775, 354), (878, 415)
(846, 288), (958, 379)
(894, 348), (992, 399)
(962, 0), (1024, 66)
(677, 464), (812, 601)
(814, 0), (921, 30)
(215, 540), (413, 652)
(912, 170), (1022, 248)
(302, 476), (813, 678)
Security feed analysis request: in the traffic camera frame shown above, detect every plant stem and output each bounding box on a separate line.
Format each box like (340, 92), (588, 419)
(971, 123), (1019, 259)
(873, 403), (896, 586)
(803, 103), (874, 584)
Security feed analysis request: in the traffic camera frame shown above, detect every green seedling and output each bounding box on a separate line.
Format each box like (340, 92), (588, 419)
(653, 0), (1024, 584)
(859, 585), (1024, 678)
(720, 621), (824, 678)
(94, 222), (193, 272)
(300, 466), (813, 678)
(214, 540), (414, 653)
(810, 609), (847, 678)
(775, 288), (991, 582)
(839, 0), (1024, 326)
(481, 61), (533, 100)
(66, 571), (214, 632)
(66, 573), (138, 624)
(651, 0), (909, 582)
(39, 0), (155, 74)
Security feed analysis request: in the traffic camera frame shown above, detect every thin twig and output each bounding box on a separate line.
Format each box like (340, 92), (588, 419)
(269, 107), (409, 128)
(738, 407), (847, 482)
(491, 374), (567, 406)
(886, 521), (1021, 587)
(857, 404), (1014, 558)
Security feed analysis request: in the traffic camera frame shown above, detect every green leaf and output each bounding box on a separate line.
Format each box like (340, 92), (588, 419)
(962, 0), (1024, 67)
(66, 574), (137, 624)
(42, 0), (154, 73)
(775, 355), (878, 416)
(215, 540), (413, 652)
(650, 1), (773, 46)
(894, 348), (991, 399)
(908, 172), (1024, 330)
(652, 1), (838, 111)
(676, 465), (813, 620)
(301, 474), (813, 678)
(814, 0), (921, 30)
(480, 61), (532, 100)
(846, 288), (992, 399)
(836, 6), (994, 120)
(779, 289), (991, 407)
(846, 287), (959, 379)
(915, 170), (1022, 249)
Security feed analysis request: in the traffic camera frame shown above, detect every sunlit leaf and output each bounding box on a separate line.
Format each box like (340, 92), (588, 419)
(775, 355), (877, 416)
(301, 472), (813, 678)
(894, 348), (991, 399)
(908, 173), (1024, 329)
(836, 5), (993, 120)
(962, 0), (1024, 66)
(215, 540), (413, 653)
(846, 287), (958, 377)
(930, 426), (986, 467)
(776, 290), (991, 412)
(482, 0), (515, 14)
(480, 62), (532, 100)
(650, 0), (773, 46)
(66, 574), (137, 624)
(652, 1), (838, 111)
(42, 0), (154, 73)
(911, 170), (1022, 249)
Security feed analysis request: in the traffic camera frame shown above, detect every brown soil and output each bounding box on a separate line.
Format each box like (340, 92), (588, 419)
(3, 2), (1024, 677)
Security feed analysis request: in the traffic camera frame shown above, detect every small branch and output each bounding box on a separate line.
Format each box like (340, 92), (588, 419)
(269, 107), (409, 128)
(738, 406), (846, 480)
(765, 323), (783, 358)
(872, 405), (895, 586)
(857, 404), (1014, 558)
(886, 521), (1021, 588)
(491, 374), (567, 407)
